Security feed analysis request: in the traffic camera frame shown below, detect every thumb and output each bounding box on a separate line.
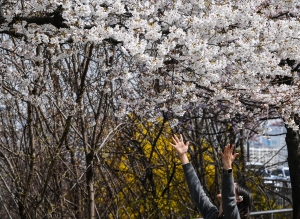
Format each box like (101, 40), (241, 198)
(233, 153), (239, 160)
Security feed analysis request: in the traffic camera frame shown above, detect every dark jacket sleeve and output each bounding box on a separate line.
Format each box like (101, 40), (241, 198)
(183, 163), (219, 219)
(221, 173), (240, 219)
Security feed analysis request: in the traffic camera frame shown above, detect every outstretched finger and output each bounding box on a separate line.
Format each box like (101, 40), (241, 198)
(179, 134), (183, 142)
(185, 141), (190, 148)
(176, 134), (183, 142)
(173, 135), (177, 141)
(224, 144), (230, 153)
(174, 134), (183, 143)
(172, 135), (179, 144)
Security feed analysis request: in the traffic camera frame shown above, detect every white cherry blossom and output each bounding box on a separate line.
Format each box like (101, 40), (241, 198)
(0, 0), (299, 130)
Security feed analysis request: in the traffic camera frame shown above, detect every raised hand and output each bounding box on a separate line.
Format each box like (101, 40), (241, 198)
(220, 144), (239, 170)
(170, 134), (189, 157)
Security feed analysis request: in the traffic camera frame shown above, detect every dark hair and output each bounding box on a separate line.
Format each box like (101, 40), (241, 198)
(236, 183), (252, 219)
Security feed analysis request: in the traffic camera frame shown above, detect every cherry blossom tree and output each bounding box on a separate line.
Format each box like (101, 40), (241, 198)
(1, 0), (300, 218)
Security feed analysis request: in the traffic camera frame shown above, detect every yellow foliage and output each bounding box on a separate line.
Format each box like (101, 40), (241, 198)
(96, 117), (288, 218)
(100, 117), (200, 218)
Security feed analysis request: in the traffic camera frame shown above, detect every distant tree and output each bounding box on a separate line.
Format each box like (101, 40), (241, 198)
(0, 40), (127, 218)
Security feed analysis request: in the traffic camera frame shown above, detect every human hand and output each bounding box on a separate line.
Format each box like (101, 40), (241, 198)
(170, 134), (189, 157)
(220, 144), (239, 170)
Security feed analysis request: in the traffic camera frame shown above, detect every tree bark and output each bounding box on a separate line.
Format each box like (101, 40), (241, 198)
(285, 127), (300, 219)
(239, 128), (247, 182)
(86, 152), (95, 219)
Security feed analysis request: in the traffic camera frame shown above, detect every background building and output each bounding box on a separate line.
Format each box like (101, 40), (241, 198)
(248, 121), (287, 168)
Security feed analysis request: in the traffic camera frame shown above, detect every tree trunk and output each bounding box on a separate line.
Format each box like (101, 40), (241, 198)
(66, 141), (83, 219)
(86, 152), (95, 219)
(239, 128), (247, 182)
(285, 127), (300, 219)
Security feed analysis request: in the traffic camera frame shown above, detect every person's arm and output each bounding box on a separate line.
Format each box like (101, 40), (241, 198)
(220, 144), (240, 219)
(171, 134), (219, 218)
(183, 163), (219, 218)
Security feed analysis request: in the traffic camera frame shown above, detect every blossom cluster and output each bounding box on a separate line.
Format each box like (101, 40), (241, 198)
(0, 0), (300, 129)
